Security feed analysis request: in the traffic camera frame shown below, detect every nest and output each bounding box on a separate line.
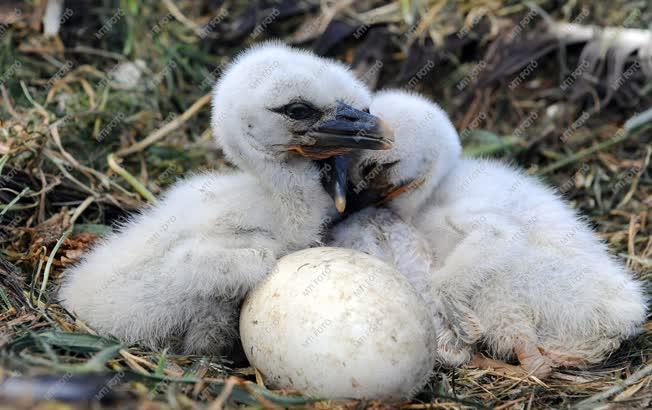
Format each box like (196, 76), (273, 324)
(0, 0), (650, 408)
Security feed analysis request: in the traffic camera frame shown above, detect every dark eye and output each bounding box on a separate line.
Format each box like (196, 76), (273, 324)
(284, 103), (314, 120)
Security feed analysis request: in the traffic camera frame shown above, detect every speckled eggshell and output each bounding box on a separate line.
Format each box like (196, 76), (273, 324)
(240, 247), (437, 401)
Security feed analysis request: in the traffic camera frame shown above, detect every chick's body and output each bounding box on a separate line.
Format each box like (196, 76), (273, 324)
(420, 158), (646, 373)
(332, 90), (647, 376)
(58, 43), (390, 355)
(59, 172), (288, 353)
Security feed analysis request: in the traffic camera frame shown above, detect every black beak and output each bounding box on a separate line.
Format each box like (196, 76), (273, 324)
(289, 102), (394, 213)
(320, 155), (349, 213)
(286, 102), (393, 160)
(308, 101), (393, 151)
(346, 173), (427, 214)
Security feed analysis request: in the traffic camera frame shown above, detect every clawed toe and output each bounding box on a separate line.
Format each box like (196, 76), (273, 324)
(538, 347), (586, 367)
(467, 353), (526, 377)
(515, 344), (552, 379)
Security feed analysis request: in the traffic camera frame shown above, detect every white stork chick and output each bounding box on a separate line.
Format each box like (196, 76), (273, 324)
(333, 89), (647, 377)
(58, 43), (392, 355)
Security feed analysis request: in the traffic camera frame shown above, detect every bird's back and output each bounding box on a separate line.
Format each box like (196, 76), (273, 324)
(414, 158), (646, 350)
(420, 158), (602, 260)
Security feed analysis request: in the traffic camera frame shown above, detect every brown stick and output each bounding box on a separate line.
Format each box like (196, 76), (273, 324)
(115, 93), (211, 157)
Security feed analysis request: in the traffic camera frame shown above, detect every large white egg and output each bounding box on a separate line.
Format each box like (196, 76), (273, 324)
(240, 247), (436, 401)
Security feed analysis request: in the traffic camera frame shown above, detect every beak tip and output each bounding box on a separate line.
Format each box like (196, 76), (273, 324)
(335, 197), (346, 213)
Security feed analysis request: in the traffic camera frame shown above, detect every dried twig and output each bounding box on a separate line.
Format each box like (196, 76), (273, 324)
(575, 363), (652, 408)
(537, 121), (651, 175)
(208, 376), (239, 410)
(115, 93), (211, 157)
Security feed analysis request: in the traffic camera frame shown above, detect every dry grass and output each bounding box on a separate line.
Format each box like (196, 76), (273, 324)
(0, 0), (650, 408)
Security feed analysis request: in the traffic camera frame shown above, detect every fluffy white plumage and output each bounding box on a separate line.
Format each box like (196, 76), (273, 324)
(331, 90), (647, 377)
(58, 42), (374, 355)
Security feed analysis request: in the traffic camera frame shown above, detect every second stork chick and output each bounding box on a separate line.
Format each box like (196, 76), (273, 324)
(331, 90), (647, 378)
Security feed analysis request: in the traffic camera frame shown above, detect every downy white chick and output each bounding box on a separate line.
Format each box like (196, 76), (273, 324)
(58, 43), (392, 355)
(332, 89), (647, 377)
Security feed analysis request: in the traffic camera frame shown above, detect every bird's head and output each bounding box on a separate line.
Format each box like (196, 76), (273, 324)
(212, 42), (393, 212)
(347, 90), (462, 218)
